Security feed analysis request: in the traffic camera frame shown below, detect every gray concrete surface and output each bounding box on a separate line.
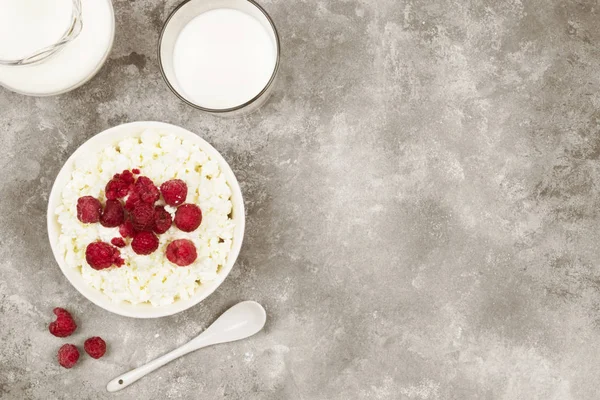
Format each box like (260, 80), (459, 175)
(1, 0), (600, 398)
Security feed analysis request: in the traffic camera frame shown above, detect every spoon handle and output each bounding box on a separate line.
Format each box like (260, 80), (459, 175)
(106, 301), (266, 392)
(106, 342), (202, 392)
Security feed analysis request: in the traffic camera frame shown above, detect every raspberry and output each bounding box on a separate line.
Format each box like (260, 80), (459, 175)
(57, 344), (79, 369)
(111, 237), (126, 247)
(100, 199), (125, 227)
(134, 176), (160, 204)
(174, 204), (202, 232)
(125, 176), (160, 211)
(160, 179), (188, 206)
(124, 191), (141, 211)
(85, 242), (124, 270)
(131, 203), (155, 231)
(166, 239), (197, 266)
(49, 308), (77, 337)
(119, 220), (136, 238)
(153, 206), (172, 234)
(118, 170), (135, 185)
(105, 170), (135, 200)
(84, 337), (106, 359)
(77, 196), (102, 223)
(131, 231), (159, 255)
(105, 178), (129, 200)
(132, 168), (140, 174)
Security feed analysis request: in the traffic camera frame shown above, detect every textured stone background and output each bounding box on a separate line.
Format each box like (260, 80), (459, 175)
(2, 0), (600, 398)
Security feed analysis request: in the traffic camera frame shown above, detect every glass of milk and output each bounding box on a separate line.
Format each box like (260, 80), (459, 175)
(159, 0), (280, 115)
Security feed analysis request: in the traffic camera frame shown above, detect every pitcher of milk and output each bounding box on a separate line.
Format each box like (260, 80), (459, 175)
(0, 0), (82, 66)
(0, 0), (115, 96)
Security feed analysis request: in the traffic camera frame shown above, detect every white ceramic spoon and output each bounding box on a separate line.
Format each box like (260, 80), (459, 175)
(106, 301), (267, 392)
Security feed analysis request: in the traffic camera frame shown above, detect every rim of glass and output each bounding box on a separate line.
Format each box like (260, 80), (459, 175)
(0, 0), (83, 66)
(158, 0), (281, 113)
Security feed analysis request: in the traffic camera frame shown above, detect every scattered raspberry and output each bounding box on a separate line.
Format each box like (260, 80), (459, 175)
(132, 168), (140, 174)
(118, 170), (135, 185)
(125, 176), (159, 211)
(77, 196), (102, 223)
(124, 191), (141, 211)
(119, 220), (136, 238)
(130, 203), (155, 231)
(111, 237), (126, 247)
(100, 199), (125, 228)
(166, 239), (197, 266)
(160, 179), (188, 206)
(153, 206), (172, 234)
(105, 170), (135, 200)
(84, 337), (106, 359)
(134, 176), (160, 204)
(58, 344), (79, 369)
(105, 179), (129, 200)
(49, 308), (77, 337)
(131, 231), (159, 255)
(174, 204), (202, 232)
(85, 242), (124, 270)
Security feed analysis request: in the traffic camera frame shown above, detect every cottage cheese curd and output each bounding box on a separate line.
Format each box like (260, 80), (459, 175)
(54, 130), (235, 306)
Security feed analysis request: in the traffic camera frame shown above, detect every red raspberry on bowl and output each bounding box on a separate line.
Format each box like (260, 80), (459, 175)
(105, 172), (133, 200)
(125, 191), (140, 211)
(174, 204), (202, 232)
(119, 170), (135, 184)
(49, 308), (77, 337)
(134, 176), (160, 204)
(119, 220), (136, 238)
(77, 196), (102, 223)
(160, 179), (187, 206)
(84, 337), (106, 359)
(58, 344), (80, 369)
(131, 203), (155, 231)
(131, 231), (159, 255)
(166, 239), (197, 266)
(153, 206), (173, 234)
(111, 237), (126, 248)
(100, 199), (125, 228)
(124, 176), (158, 211)
(86, 242), (124, 270)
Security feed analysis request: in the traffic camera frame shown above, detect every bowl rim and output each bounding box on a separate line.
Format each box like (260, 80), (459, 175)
(157, 0), (281, 113)
(47, 121), (245, 318)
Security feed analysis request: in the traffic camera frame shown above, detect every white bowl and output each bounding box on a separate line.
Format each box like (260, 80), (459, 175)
(47, 121), (245, 318)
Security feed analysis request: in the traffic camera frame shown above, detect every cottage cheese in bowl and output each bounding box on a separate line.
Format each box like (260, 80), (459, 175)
(47, 122), (245, 318)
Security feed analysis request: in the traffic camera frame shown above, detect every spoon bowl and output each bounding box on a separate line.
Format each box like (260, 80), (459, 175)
(190, 300), (267, 346)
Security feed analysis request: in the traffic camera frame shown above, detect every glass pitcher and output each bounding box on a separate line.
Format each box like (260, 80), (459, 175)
(0, 0), (82, 66)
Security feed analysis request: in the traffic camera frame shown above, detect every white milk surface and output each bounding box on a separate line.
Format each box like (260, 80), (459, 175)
(0, 0), (72, 60)
(173, 8), (276, 109)
(0, 0), (114, 95)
